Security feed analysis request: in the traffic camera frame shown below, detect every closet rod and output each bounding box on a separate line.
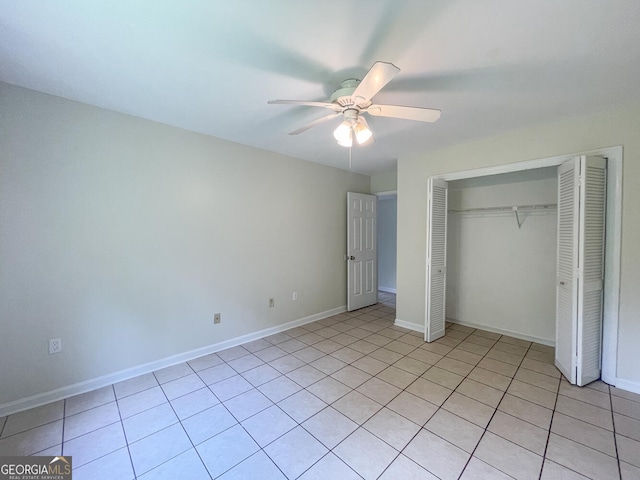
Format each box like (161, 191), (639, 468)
(447, 203), (557, 214)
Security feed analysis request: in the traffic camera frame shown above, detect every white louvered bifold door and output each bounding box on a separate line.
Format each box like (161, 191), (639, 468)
(556, 160), (580, 383)
(426, 178), (448, 342)
(555, 156), (607, 386)
(577, 156), (607, 386)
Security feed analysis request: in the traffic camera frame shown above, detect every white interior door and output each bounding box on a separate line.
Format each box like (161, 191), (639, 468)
(347, 192), (377, 311)
(425, 178), (448, 342)
(556, 155), (607, 386)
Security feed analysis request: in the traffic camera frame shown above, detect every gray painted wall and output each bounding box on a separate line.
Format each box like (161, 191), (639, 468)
(0, 83), (370, 407)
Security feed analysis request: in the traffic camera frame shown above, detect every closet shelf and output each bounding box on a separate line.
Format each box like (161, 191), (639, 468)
(448, 203), (557, 229)
(447, 203), (557, 214)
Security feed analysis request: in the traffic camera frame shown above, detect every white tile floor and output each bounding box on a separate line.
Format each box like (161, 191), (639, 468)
(1, 292), (639, 479)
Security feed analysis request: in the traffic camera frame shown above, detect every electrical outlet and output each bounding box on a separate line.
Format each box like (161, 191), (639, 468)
(292, 291), (298, 301)
(214, 313), (221, 324)
(49, 338), (62, 354)
(269, 298), (275, 308)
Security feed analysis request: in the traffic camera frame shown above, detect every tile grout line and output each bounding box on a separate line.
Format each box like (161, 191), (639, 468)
(168, 358), (291, 480)
(114, 367), (197, 479)
(609, 383), (624, 480)
(553, 390), (620, 432)
(154, 362), (218, 480)
(128, 361), (252, 479)
(538, 382), (624, 479)
(61, 396), (67, 455)
(537, 359), (562, 480)
(457, 333), (538, 480)
(60, 386), (131, 475)
(110, 383), (138, 480)
(449, 327), (508, 479)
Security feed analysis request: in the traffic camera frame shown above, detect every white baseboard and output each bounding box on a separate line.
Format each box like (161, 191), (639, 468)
(393, 317), (554, 346)
(614, 378), (640, 395)
(397, 318), (555, 347)
(378, 286), (397, 294)
(447, 318), (555, 347)
(0, 306), (346, 417)
(394, 318), (424, 334)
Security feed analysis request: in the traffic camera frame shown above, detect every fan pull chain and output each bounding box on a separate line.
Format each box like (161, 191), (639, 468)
(349, 145), (352, 170)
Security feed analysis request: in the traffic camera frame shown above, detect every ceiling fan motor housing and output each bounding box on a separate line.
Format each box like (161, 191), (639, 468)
(331, 79), (364, 108)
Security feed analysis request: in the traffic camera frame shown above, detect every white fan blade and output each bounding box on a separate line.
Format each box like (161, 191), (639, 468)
(289, 113), (341, 135)
(366, 104), (441, 122)
(268, 99), (341, 111)
(352, 62), (400, 105)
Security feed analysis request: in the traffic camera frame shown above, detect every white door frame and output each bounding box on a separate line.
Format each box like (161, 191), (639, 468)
(424, 146), (622, 385)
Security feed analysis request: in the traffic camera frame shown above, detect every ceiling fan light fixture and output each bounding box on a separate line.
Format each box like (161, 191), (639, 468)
(333, 121), (353, 147)
(353, 120), (373, 145)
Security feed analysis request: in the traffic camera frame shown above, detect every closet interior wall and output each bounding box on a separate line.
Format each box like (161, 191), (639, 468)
(446, 167), (558, 345)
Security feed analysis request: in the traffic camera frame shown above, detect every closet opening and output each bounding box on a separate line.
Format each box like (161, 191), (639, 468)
(424, 147), (622, 386)
(446, 167), (558, 346)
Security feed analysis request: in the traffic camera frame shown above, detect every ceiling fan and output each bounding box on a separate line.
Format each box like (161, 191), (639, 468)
(268, 61), (441, 147)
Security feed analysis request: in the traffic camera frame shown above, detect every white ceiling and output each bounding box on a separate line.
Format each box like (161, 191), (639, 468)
(2, 1), (640, 175)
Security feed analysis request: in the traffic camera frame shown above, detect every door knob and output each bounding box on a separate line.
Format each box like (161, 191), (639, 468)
(349, 256), (355, 260)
